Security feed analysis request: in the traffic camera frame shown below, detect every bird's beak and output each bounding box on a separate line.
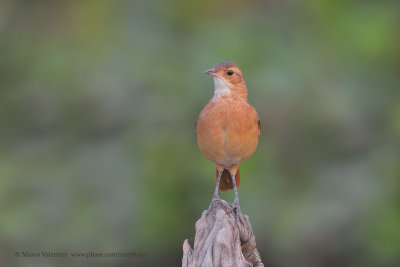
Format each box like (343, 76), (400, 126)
(203, 68), (217, 76)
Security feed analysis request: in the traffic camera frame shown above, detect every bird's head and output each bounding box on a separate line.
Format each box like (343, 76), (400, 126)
(204, 61), (247, 98)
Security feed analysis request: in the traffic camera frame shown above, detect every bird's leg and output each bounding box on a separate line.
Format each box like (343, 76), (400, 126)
(208, 170), (223, 216)
(229, 174), (241, 225)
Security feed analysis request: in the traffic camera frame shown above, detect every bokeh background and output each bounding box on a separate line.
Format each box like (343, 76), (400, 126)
(1, 0), (399, 266)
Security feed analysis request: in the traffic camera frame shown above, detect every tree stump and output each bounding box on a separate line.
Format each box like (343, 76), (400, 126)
(182, 199), (264, 267)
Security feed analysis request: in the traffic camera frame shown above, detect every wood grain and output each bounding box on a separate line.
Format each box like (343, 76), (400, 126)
(182, 200), (264, 267)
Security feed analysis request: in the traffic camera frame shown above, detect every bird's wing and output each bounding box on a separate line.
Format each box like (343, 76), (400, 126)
(253, 106), (261, 135)
(249, 104), (261, 135)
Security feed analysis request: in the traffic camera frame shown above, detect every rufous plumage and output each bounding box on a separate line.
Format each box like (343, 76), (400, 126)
(196, 61), (260, 223)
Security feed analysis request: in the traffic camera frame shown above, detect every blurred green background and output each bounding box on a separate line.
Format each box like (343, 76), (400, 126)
(1, 0), (399, 266)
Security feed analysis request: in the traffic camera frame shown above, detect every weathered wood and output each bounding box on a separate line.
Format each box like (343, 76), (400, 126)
(182, 200), (264, 267)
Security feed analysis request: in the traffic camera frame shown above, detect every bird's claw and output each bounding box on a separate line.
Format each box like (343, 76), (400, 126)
(228, 200), (241, 226)
(207, 195), (222, 216)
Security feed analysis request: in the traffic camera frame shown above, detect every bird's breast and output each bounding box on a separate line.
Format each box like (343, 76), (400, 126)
(196, 97), (259, 167)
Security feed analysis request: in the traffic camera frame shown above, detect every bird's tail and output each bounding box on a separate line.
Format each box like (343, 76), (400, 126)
(216, 168), (240, 192)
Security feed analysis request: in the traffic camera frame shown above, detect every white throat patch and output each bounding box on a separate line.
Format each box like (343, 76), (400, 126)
(213, 77), (232, 97)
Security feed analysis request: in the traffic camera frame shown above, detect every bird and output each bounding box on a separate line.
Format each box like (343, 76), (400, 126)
(196, 61), (261, 223)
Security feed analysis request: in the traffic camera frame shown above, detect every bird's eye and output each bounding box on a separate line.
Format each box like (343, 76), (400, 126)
(227, 69), (234, 76)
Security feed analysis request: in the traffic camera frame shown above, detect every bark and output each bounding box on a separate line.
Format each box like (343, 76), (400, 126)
(182, 199), (264, 267)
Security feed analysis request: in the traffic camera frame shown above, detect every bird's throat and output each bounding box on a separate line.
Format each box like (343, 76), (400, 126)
(213, 77), (232, 98)
(213, 77), (247, 100)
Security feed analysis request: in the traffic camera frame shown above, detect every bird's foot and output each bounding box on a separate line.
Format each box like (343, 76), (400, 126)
(207, 194), (222, 216)
(228, 199), (241, 226)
